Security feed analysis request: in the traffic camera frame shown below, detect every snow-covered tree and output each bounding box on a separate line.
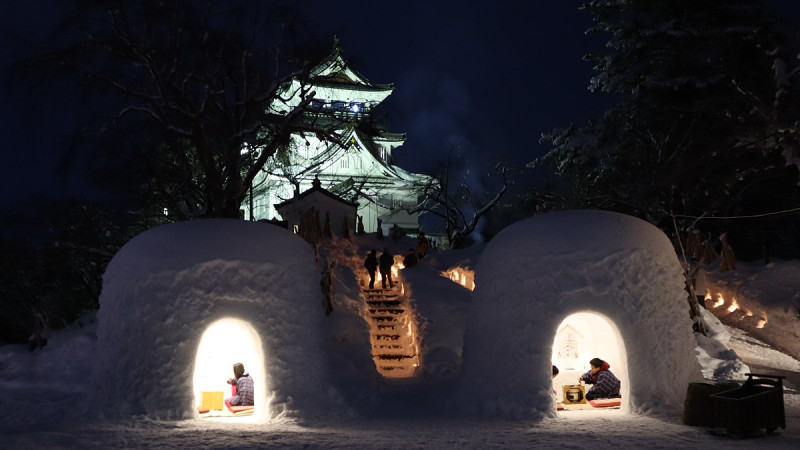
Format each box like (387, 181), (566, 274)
(406, 149), (508, 249)
(25, 0), (330, 219)
(536, 0), (800, 228)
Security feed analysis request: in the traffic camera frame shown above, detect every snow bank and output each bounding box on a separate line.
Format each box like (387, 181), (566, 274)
(706, 259), (800, 361)
(91, 219), (341, 422)
(458, 210), (703, 419)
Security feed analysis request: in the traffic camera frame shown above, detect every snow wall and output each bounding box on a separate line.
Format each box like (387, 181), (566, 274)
(90, 219), (338, 422)
(458, 210), (703, 419)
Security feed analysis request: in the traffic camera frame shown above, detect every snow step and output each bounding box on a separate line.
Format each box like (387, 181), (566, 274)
(366, 290), (399, 296)
(368, 308), (405, 315)
(371, 315), (400, 322)
(364, 289), (399, 296)
(366, 300), (402, 307)
(378, 364), (416, 373)
(374, 354), (415, 360)
(366, 291), (399, 297)
(373, 348), (407, 355)
(372, 344), (404, 350)
(365, 289), (399, 296)
(361, 283), (418, 379)
(366, 297), (400, 303)
(374, 334), (401, 341)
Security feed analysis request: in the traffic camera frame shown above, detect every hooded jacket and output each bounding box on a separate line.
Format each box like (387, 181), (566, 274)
(230, 373), (254, 406)
(579, 361), (621, 399)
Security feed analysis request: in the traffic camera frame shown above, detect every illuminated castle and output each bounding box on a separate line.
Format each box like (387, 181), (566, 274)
(247, 40), (431, 233)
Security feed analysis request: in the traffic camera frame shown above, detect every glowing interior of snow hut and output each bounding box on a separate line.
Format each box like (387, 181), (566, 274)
(458, 210), (703, 419)
(193, 319), (266, 418)
(551, 312), (629, 408)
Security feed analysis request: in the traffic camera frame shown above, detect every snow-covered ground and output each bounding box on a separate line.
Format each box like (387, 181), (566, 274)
(1, 215), (799, 449)
(0, 318), (797, 449)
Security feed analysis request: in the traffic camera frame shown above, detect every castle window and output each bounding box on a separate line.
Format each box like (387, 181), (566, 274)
(340, 157), (350, 169)
(311, 99), (326, 110)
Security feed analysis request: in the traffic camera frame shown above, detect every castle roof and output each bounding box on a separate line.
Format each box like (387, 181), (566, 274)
(273, 176), (358, 210)
(268, 40), (394, 114)
(309, 40), (393, 92)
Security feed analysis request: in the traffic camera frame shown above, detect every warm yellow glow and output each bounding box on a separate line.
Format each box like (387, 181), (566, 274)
(441, 267), (476, 291)
(376, 263), (403, 286)
(552, 312), (629, 410)
(708, 291), (768, 328)
(193, 318), (267, 420)
(364, 276), (420, 378)
(704, 292), (712, 301)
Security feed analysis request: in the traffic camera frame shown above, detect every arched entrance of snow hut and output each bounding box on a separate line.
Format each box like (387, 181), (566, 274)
(192, 318), (267, 420)
(552, 312), (630, 411)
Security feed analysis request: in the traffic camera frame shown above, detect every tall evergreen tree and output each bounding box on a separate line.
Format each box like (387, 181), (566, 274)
(537, 0), (800, 230)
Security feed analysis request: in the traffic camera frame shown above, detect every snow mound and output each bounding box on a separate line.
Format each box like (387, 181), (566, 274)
(458, 210), (703, 419)
(91, 219), (342, 422)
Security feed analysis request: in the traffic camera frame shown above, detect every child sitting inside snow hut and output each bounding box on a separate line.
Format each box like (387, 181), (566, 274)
(578, 358), (620, 400)
(225, 362), (254, 410)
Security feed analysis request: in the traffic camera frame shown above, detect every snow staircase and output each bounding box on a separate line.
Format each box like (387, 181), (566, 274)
(363, 286), (420, 378)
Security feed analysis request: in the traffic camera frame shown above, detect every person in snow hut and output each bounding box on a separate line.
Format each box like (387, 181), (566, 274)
(379, 248), (394, 289)
(553, 365), (564, 410)
(364, 249), (378, 289)
(225, 362), (254, 409)
(578, 358), (620, 400)
(403, 248), (418, 268)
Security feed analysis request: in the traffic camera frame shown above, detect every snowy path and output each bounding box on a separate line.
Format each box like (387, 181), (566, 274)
(728, 327), (800, 392)
(3, 409), (798, 449)
(2, 322), (799, 448)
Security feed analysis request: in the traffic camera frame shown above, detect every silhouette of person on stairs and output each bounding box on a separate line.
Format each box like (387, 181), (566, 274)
(379, 248), (394, 289)
(364, 249), (378, 289)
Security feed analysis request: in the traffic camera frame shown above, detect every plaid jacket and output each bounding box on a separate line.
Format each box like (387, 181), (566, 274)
(231, 374), (254, 406)
(580, 367), (620, 399)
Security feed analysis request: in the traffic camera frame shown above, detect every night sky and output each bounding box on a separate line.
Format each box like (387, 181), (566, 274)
(298, 1), (610, 174)
(2, 1), (800, 211)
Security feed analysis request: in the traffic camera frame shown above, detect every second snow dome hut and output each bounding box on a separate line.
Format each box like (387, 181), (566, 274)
(90, 219), (338, 422)
(458, 210), (702, 419)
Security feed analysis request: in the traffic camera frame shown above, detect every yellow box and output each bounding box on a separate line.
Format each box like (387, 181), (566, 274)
(201, 391), (224, 410)
(562, 385), (586, 405)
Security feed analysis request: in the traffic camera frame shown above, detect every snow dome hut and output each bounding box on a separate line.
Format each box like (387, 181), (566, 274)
(458, 210), (703, 419)
(90, 219), (337, 422)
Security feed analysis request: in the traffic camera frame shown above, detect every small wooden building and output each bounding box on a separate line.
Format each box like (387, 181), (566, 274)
(274, 176), (358, 237)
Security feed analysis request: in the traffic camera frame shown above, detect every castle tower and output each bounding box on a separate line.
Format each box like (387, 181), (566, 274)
(248, 40), (431, 234)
